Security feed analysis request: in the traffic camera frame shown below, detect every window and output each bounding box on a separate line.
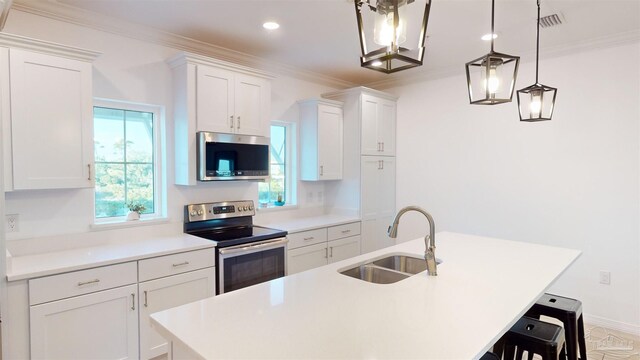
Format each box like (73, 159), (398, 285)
(259, 123), (295, 208)
(93, 101), (163, 221)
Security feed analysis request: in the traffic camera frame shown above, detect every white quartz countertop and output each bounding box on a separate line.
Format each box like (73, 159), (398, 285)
(151, 232), (581, 360)
(7, 233), (215, 281)
(256, 214), (360, 233)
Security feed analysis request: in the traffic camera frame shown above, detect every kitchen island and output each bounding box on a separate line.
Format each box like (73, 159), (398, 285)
(151, 232), (581, 359)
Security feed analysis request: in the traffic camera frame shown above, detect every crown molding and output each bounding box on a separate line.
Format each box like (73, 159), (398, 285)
(366, 29), (640, 90)
(322, 86), (398, 101)
(0, 31), (100, 61)
(10, 0), (356, 89)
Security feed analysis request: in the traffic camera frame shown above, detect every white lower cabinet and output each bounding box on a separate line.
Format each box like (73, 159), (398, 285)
(139, 267), (215, 360)
(287, 222), (361, 275)
(26, 248), (216, 360)
(30, 284), (139, 360)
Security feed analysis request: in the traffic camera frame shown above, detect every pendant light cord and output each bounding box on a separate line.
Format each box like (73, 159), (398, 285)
(536, 0), (540, 83)
(490, 0), (495, 52)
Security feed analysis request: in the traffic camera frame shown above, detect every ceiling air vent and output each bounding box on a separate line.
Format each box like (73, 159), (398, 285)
(539, 13), (564, 28)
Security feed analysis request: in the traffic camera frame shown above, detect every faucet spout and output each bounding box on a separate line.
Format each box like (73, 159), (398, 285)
(388, 206), (437, 276)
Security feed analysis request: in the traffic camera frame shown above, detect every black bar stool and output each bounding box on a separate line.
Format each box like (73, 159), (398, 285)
(494, 316), (566, 360)
(525, 293), (588, 360)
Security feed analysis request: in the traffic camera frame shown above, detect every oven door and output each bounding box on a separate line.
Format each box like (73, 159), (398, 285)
(218, 237), (288, 294)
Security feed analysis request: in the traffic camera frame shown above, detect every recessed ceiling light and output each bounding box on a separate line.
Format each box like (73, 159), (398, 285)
(481, 33), (498, 41)
(263, 22), (280, 30)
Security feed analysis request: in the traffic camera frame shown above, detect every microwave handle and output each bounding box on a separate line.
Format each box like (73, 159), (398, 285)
(230, 115), (234, 129)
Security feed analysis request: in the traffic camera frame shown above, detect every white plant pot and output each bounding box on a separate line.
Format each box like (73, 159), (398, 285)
(126, 211), (140, 221)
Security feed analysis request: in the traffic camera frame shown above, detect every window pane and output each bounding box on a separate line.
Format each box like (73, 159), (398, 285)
(94, 108), (124, 162)
(125, 110), (153, 163)
(95, 163), (125, 218)
(270, 125), (286, 164)
(126, 164), (154, 214)
(269, 163), (285, 202)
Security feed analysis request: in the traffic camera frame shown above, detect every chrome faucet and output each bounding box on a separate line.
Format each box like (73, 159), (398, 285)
(387, 206), (437, 276)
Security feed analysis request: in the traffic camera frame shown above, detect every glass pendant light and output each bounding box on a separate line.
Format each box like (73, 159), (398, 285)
(517, 0), (557, 121)
(465, 0), (520, 105)
(354, 0), (432, 74)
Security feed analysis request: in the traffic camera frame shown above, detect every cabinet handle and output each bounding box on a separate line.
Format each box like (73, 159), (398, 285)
(320, 165), (323, 176)
(77, 279), (100, 287)
(325, 247), (328, 259)
(382, 142), (384, 152)
(230, 115), (234, 129)
(237, 116), (241, 129)
(341, 230), (351, 234)
(172, 261), (190, 267)
(377, 142), (381, 151)
(381, 160), (384, 170)
(378, 160), (382, 170)
(131, 293), (135, 310)
(144, 290), (148, 307)
(87, 164), (91, 180)
(329, 246), (333, 258)
(303, 236), (314, 241)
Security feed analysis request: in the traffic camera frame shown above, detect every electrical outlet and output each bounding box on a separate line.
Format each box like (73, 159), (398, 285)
(6, 214), (19, 233)
(599, 271), (611, 285)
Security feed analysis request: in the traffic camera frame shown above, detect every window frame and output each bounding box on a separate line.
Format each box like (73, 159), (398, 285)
(258, 121), (297, 210)
(92, 98), (166, 225)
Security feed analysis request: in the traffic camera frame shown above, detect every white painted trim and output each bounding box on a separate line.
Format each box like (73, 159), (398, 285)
(0, 32), (100, 61)
(323, 86), (398, 101)
(584, 313), (640, 337)
(10, 1), (355, 89)
(166, 52), (275, 79)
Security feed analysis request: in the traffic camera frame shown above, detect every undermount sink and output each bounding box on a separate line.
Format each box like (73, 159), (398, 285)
(339, 254), (442, 284)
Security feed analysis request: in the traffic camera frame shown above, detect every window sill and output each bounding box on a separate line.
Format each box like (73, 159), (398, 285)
(90, 217), (169, 231)
(256, 204), (298, 213)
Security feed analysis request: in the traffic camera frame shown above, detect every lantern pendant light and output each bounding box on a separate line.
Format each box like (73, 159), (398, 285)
(517, 0), (557, 121)
(354, 0), (432, 74)
(465, 0), (520, 105)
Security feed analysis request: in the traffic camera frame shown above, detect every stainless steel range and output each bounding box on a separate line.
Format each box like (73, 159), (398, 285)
(184, 200), (288, 294)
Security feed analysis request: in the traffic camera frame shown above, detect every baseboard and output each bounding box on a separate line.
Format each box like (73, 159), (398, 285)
(584, 313), (640, 337)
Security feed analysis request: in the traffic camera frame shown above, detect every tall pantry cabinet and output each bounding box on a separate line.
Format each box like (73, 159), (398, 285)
(323, 87), (397, 254)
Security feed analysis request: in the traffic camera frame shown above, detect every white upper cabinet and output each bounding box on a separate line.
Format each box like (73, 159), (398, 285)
(0, 34), (99, 191)
(299, 99), (343, 181)
(360, 93), (396, 156)
(168, 52), (273, 185)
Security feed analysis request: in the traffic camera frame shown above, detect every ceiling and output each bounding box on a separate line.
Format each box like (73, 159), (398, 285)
(12, 0), (640, 87)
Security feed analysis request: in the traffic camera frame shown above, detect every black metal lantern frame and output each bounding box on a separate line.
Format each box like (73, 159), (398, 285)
(517, 0), (557, 121)
(354, 0), (432, 74)
(465, 0), (520, 105)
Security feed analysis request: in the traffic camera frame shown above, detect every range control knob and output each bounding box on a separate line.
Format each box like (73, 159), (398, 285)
(238, 207), (243, 212)
(197, 210), (204, 216)
(243, 206), (248, 211)
(190, 211), (197, 217)
(249, 205), (254, 210)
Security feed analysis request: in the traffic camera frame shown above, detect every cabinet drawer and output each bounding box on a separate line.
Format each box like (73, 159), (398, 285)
(138, 248), (215, 282)
(328, 222), (361, 241)
(29, 262), (137, 305)
(287, 228), (327, 250)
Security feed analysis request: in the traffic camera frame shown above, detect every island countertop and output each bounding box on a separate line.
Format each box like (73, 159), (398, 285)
(151, 231), (581, 359)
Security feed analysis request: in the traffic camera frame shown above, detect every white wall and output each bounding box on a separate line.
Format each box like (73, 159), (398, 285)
(389, 42), (640, 332)
(2, 10), (335, 240)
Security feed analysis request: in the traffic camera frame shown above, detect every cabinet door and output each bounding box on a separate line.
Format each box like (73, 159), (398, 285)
(360, 219), (378, 254)
(287, 242), (327, 275)
(360, 94), (380, 155)
(234, 74), (268, 136)
(378, 99), (396, 156)
(139, 268), (215, 360)
(9, 48), (93, 189)
(328, 235), (361, 263)
(376, 216), (396, 250)
(378, 157), (396, 218)
(360, 156), (381, 220)
(317, 104), (343, 180)
(196, 65), (235, 133)
(30, 284), (138, 360)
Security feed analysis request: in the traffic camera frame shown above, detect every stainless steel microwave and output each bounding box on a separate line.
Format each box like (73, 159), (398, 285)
(197, 132), (270, 181)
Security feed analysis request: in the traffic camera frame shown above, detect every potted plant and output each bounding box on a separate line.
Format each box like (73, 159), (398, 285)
(274, 193), (285, 206)
(126, 202), (146, 221)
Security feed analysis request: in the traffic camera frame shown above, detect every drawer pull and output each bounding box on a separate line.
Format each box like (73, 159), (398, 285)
(329, 246), (333, 257)
(131, 293), (135, 310)
(77, 279), (100, 287)
(172, 261), (190, 267)
(144, 290), (148, 307)
(341, 230), (351, 234)
(303, 237), (315, 241)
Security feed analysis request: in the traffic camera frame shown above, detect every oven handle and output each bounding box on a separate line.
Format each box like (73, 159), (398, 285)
(219, 237), (288, 256)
